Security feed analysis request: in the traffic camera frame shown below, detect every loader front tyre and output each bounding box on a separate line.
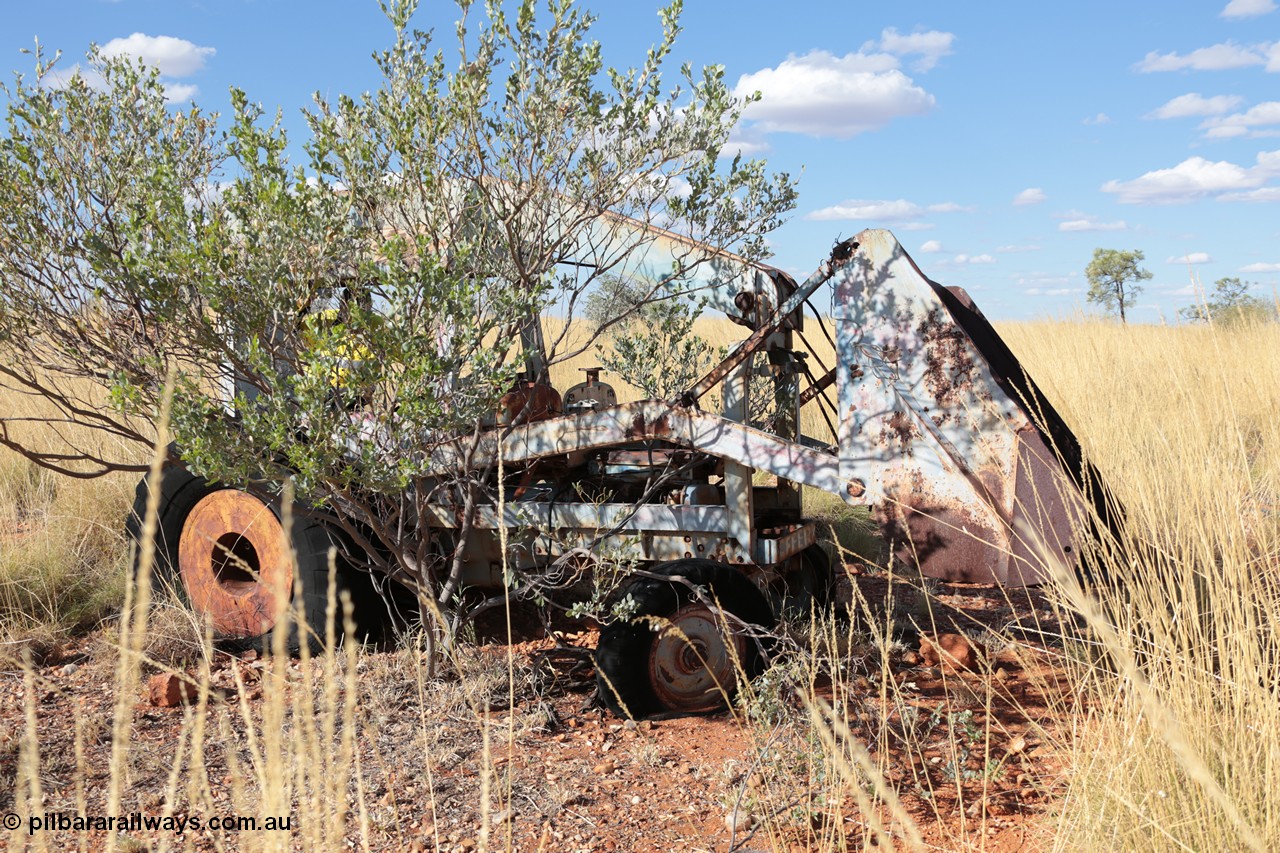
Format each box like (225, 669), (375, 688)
(595, 559), (774, 719)
(127, 465), (342, 650)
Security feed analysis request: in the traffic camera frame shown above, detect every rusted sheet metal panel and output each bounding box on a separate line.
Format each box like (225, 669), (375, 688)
(422, 501), (734, 534)
(425, 401), (851, 498)
(754, 522), (817, 566)
(830, 229), (1087, 585)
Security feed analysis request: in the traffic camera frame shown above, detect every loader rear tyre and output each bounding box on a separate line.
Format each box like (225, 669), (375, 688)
(595, 559), (774, 719)
(127, 463), (350, 651)
(770, 544), (835, 620)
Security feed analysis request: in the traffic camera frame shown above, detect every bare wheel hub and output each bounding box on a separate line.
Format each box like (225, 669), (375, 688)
(177, 489), (291, 638)
(647, 602), (748, 713)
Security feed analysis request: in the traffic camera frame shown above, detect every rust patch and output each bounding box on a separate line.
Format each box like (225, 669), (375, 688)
(879, 410), (919, 454)
(177, 489), (292, 638)
(497, 381), (563, 426)
(917, 307), (981, 412)
(626, 412), (647, 439)
(876, 471), (1011, 584)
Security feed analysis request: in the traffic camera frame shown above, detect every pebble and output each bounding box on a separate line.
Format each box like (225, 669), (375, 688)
(148, 672), (198, 707)
(593, 760), (616, 775)
(629, 795), (641, 805)
(920, 633), (982, 671)
(59, 663), (79, 676)
(724, 809), (752, 831)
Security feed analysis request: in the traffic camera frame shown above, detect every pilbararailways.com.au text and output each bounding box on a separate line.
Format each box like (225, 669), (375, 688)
(15, 811), (293, 835)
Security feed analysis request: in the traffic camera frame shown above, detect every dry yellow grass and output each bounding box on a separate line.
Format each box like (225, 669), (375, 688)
(1000, 318), (1280, 852)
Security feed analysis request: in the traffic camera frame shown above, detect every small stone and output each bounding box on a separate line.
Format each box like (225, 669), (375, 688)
(900, 651), (920, 667)
(724, 809), (752, 831)
(148, 672), (197, 707)
(59, 663), (79, 676)
(919, 633), (982, 672)
(593, 760), (616, 775)
(491, 808), (512, 825)
(629, 795), (641, 806)
(1006, 735), (1027, 755)
(240, 648), (259, 663)
(459, 838), (477, 850)
(623, 720), (637, 731)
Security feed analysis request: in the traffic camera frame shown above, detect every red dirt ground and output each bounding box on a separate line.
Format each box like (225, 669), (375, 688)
(0, 574), (1079, 852)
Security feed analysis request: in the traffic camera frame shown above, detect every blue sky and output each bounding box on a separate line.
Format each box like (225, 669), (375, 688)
(5, 0), (1280, 321)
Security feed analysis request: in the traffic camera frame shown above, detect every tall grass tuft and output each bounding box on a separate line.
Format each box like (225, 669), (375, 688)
(1003, 317), (1280, 852)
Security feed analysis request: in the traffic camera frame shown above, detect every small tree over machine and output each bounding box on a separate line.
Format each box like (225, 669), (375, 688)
(0, 0), (797, 646)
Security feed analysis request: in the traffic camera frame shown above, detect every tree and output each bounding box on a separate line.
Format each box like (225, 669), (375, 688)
(1179, 277), (1278, 326)
(0, 0), (797, 626)
(1085, 248), (1152, 323)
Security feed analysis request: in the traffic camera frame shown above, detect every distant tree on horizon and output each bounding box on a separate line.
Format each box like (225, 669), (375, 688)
(1086, 248), (1152, 324)
(1180, 276), (1278, 326)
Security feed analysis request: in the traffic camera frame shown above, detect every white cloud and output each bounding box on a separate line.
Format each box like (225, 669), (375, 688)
(1146, 92), (1244, 119)
(1012, 187), (1046, 206)
(1219, 186), (1280, 201)
(735, 50), (936, 138)
(1136, 41), (1270, 72)
(41, 63), (106, 91)
(47, 34), (216, 103)
(1100, 151), (1280, 203)
(804, 198), (967, 222)
(1201, 101), (1280, 138)
(997, 244), (1041, 253)
(1167, 252), (1213, 264)
(1082, 113), (1111, 125)
(163, 82), (199, 103)
(1059, 217), (1128, 232)
(874, 27), (955, 72)
(919, 240), (944, 253)
(100, 33), (215, 77)
(1241, 261), (1280, 272)
(41, 61), (196, 104)
(953, 253), (996, 265)
(1222, 0), (1277, 18)
(722, 124), (770, 157)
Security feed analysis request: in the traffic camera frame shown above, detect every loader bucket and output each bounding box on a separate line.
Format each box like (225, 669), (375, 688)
(832, 229), (1119, 585)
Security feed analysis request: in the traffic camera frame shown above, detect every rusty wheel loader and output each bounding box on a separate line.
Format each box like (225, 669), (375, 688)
(129, 226), (1116, 718)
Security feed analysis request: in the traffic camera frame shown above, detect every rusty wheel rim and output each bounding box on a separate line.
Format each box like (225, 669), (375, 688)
(177, 489), (291, 638)
(647, 602), (746, 713)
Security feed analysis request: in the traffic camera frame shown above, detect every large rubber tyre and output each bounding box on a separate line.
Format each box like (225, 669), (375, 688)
(770, 544), (835, 620)
(595, 559), (775, 719)
(126, 463), (353, 652)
